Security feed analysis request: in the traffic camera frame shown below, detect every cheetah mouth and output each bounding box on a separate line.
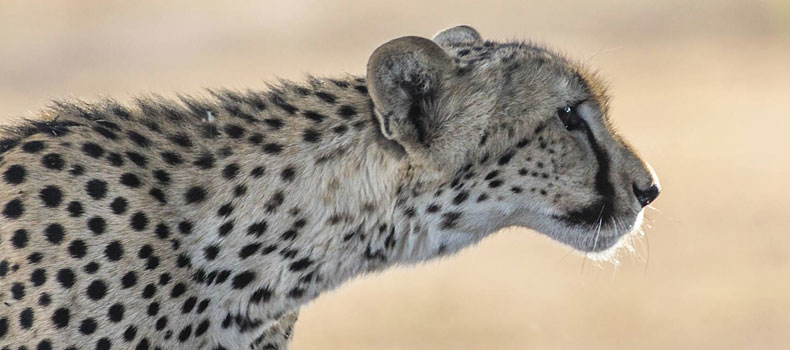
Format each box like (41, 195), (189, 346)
(546, 198), (641, 253)
(552, 198), (616, 228)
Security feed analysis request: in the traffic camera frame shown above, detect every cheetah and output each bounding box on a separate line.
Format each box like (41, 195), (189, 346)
(0, 25), (660, 350)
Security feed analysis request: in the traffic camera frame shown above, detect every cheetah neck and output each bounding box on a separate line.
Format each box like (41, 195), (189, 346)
(167, 77), (467, 321)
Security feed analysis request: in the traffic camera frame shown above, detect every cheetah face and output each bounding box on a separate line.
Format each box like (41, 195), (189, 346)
(368, 26), (660, 253)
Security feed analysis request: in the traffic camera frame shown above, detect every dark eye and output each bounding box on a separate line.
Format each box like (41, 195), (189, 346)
(557, 105), (582, 130)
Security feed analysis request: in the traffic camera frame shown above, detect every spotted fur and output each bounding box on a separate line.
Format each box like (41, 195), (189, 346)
(0, 26), (659, 350)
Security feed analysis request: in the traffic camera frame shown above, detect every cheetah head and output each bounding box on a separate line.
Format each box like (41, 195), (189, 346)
(367, 26), (660, 253)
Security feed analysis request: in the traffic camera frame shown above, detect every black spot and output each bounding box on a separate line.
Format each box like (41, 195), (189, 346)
(354, 85), (368, 94)
(234, 184), (247, 197)
(104, 241), (124, 261)
(497, 151), (515, 165)
(262, 143), (283, 154)
(247, 221), (267, 237)
(184, 186), (207, 204)
(69, 164), (85, 176)
(224, 124), (245, 138)
(121, 271), (137, 288)
(83, 261), (100, 274)
(20, 307), (34, 329)
(51, 308), (70, 328)
(332, 125), (348, 134)
(130, 211), (149, 231)
(203, 245), (220, 260)
(315, 91), (337, 104)
(218, 221), (234, 236)
(264, 191), (285, 213)
(142, 284), (157, 299)
(193, 153), (215, 169)
(28, 252), (43, 264)
(96, 338), (112, 350)
(440, 212), (462, 229)
(302, 111), (326, 123)
(337, 105), (357, 119)
(250, 287), (272, 304)
(12, 229), (29, 248)
(3, 198), (24, 219)
(93, 126), (118, 140)
(160, 151), (183, 165)
(110, 197), (128, 214)
(127, 131), (150, 147)
(301, 128), (322, 143)
(195, 319), (210, 336)
(168, 133), (193, 148)
(126, 151), (148, 167)
(57, 268), (76, 288)
(44, 223), (65, 244)
(280, 229), (297, 240)
(178, 325), (192, 342)
(22, 140), (46, 153)
(107, 152), (124, 166)
(86, 280), (107, 300)
(81, 142), (104, 158)
(180, 296), (197, 314)
(138, 245), (154, 259)
(41, 153), (65, 170)
(196, 299), (210, 313)
(489, 180), (503, 188)
(288, 287), (305, 299)
(11, 283), (25, 299)
(38, 292), (51, 306)
(238, 243), (260, 259)
(289, 258), (313, 272)
(149, 188), (167, 204)
(120, 173), (141, 188)
(86, 179), (108, 199)
(68, 239), (88, 259)
(452, 191), (469, 205)
(153, 169), (171, 184)
(154, 222), (171, 239)
(38, 339), (53, 350)
(3, 164), (26, 184)
(280, 167), (296, 181)
(80, 318), (97, 335)
(271, 94), (298, 114)
(231, 271), (256, 289)
(263, 118), (285, 130)
(178, 221), (193, 235)
(30, 268), (47, 286)
(0, 317), (7, 339)
(249, 166), (265, 178)
(171, 282), (187, 298)
(108, 303), (124, 322)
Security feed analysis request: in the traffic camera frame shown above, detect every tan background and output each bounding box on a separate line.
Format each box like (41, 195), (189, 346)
(2, 1), (789, 349)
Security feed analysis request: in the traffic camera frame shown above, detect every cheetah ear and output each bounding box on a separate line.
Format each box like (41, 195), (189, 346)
(367, 36), (454, 148)
(432, 25), (483, 47)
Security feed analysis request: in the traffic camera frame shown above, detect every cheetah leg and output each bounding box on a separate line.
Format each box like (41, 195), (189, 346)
(251, 311), (299, 350)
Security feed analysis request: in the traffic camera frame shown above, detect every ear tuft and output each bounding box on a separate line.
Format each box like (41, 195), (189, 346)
(433, 25), (483, 47)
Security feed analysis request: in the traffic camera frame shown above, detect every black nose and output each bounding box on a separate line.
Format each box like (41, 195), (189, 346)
(633, 183), (660, 207)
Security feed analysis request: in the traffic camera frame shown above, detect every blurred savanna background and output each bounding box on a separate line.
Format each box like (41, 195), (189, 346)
(1, 1), (789, 349)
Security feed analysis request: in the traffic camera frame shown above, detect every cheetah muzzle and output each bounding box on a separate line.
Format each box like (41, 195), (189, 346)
(0, 25), (659, 350)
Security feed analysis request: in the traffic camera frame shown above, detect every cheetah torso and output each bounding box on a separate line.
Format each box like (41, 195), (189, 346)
(0, 77), (408, 350)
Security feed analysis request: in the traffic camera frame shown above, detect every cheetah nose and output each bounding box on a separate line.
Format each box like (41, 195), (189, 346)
(633, 183), (660, 207)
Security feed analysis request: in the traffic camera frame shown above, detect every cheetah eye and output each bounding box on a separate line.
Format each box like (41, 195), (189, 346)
(557, 105), (583, 130)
